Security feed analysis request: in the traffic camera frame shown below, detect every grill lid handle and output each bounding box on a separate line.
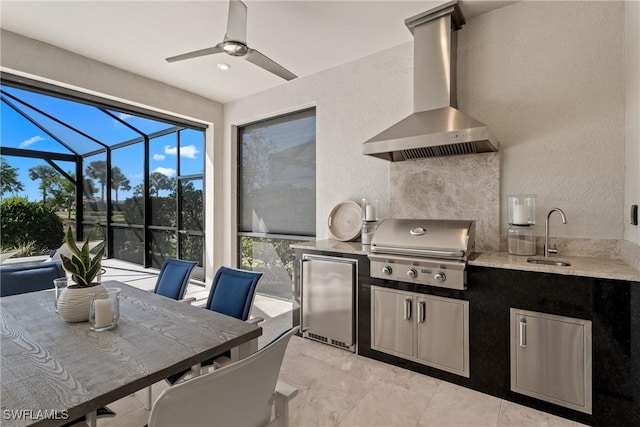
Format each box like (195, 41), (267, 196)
(371, 246), (466, 259)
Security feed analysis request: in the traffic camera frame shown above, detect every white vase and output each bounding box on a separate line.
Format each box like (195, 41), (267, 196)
(57, 283), (108, 323)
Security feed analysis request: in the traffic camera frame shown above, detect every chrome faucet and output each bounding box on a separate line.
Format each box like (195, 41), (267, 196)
(544, 208), (567, 257)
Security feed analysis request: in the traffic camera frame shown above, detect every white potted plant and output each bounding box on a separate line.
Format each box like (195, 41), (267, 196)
(56, 227), (107, 322)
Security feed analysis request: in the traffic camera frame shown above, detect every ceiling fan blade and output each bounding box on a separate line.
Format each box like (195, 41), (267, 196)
(246, 48), (297, 81)
(165, 44), (225, 63)
(223, 0), (247, 44)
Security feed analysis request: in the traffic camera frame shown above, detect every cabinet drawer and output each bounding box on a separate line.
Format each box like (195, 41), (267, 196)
(510, 308), (592, 414)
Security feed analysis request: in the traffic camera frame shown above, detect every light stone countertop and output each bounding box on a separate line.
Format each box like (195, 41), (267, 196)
(293, 240), (640, 282)
(469, 251), (640, 282)
(291, 240), (371, 255)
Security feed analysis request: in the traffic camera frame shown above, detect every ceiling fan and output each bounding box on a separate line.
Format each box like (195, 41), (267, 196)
(165, 0), (297, 81)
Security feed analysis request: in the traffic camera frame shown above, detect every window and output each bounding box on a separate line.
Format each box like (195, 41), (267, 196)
(0, 76), (206, 279)
(238, 108), (316, 301)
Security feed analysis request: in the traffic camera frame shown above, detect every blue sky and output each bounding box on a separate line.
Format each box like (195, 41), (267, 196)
(1, 86), (204, 201)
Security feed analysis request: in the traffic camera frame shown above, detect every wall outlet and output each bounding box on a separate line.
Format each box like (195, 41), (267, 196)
(632, 205), (638, 226)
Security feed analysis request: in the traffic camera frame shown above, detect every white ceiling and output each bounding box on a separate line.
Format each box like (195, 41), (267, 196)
(0, 0), (516, 104)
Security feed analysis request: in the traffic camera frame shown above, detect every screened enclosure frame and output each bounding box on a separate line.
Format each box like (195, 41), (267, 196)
(0, 72), (207, 274)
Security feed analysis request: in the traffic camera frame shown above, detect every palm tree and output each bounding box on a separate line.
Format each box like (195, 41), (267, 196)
(28, 164), (57, 203)
(111, 167), (131, 203)
(83, 178), (98, 199)
(0, 158), (24, 196)
(86, 160), (107, 201)
(133, 182), (144, 197)
(149, 172), (173, 197)
(50, 172), (76, 219)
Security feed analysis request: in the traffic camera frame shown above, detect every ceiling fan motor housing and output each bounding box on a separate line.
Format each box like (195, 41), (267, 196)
(222, 41), (248, 56)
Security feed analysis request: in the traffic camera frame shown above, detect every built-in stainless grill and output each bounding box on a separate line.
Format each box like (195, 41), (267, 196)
(369, 219), (475, 290)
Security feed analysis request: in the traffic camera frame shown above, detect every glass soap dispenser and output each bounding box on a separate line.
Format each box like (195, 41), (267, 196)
(507, 194), (536, 256)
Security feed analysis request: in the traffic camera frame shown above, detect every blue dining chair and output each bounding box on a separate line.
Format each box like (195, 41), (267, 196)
(205, 266), (262, 320)
(166, 266), (263, 384)
(153, 258), (197, 301)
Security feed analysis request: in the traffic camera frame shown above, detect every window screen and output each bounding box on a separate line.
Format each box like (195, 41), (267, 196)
(238, 108), (316, 237)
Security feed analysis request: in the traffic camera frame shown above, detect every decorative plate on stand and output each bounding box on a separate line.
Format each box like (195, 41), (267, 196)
(328, 201), (362, 242)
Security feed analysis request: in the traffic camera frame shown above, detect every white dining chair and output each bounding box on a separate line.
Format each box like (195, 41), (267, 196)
(148, 326), (299, 427)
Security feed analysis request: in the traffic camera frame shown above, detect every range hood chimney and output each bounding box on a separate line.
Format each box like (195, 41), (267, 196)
(362, 0), (498, 162)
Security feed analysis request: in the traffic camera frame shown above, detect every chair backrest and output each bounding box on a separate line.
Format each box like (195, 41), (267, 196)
(0, 261), (65, 297)
(153, 258), (197, 300)
(148, 326), (299, 427)
(205, 267), (262, 320)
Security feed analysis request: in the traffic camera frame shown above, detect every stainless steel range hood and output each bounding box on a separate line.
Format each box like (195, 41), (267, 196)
(363, 1), (498, 162)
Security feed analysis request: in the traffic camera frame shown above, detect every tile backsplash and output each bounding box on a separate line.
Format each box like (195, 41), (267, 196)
(498, 235), (621, 260)
(390, 152), (500, 252)
(389, 152), (639, 270)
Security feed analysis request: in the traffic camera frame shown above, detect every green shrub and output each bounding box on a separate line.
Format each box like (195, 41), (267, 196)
(0, 196), (64, 255)
(12, 240), (38, 258)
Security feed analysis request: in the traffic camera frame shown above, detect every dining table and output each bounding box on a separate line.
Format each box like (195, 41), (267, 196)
(0, 280), (262, 427)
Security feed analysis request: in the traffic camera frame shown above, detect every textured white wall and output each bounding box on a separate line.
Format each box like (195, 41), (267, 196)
(223, 0), (631, 262)
(457, 0), (626, 241)
(0, 30), (224, 281)
(624, 0), (640, 266)
(222, 45), (409, 265)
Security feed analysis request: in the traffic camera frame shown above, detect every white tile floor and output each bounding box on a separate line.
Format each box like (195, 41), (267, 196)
(91, 259), (587, 427)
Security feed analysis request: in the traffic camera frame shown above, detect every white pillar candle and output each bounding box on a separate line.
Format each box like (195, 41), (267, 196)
(513, 205), (528, 225)
(365, 205), (376, 221)
(94, 298), (113, 328)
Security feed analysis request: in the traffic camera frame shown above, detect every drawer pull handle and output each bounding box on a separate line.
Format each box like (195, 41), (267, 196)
(519, 319), (527, 347)
(403, 299), (412, 321)
(417, 301), (426, 324)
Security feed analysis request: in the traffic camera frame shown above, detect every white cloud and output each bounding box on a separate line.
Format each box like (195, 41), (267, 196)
(153, 167), (176, 177)
(19, 135), (45, 148)
(164, 144), (200, 159)
(129, 173), (144, 179)
(153, 153), (166, 161)
(179, 144), (200, 159)
(164, 145), (178, 156)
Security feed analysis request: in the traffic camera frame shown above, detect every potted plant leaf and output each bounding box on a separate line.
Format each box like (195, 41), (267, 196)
(57, 227), (108, 322)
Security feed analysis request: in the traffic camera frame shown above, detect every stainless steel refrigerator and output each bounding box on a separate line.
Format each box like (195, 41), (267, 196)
(301, 254), (357, 352)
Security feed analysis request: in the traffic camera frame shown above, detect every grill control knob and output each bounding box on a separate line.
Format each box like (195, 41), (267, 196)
(407, 269), (418, 279)
(382, 266), (393, 275)
(434, 272), (446, 282)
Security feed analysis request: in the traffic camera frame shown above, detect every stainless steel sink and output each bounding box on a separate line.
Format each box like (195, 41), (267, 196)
(526, 257), (571, 267)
